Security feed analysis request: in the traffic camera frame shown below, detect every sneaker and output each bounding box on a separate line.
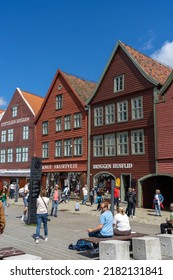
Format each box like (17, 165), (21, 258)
(35, 238), (39, 244)
(44, 237), (48, 242)
(21, 215), (24, 221)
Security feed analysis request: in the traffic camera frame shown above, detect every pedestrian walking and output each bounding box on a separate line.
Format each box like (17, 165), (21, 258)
(35, 189), (49, 244)
(114, 186), (120, 211)
(50, 184), (59, 217)
(82, 184), (88, 205)
(21, 182), (30, 221)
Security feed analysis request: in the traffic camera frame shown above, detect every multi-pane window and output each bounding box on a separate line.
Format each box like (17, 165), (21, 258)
(1, 130), (6, 143)
(64, 115), (71, 130)
(42, 121), (48, 135)
(117, 101), (128, 122)
(74, 113), (82, 128)
(7, 148), (13, 162)
(56, 117), (62, 132)
(16, 148), (22, 162)
(94, 107), (103, 126)
(8, 129), (14, 142)
(131, 129), (144, 154)
(55, 140), (62, 157)
(22, 147), (28, 162)
(93, 135), (103, 157)
(105, 104), (115, 125)
(12, 106), (18, 117)
(74, 138), (82, 156)
(0, 149), (6, 163)
(64, 139), (72, 156)
(131, 96), (143, 120)
(23, 126), (29, 140)
(56, 94), (63, 110)
(104, 134), (115, 156)
(117, 132), (128, 155)
(42, 142), (49, 158)
(114, 75), (124, 93)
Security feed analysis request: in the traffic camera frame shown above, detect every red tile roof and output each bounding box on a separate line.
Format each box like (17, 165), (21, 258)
(62, 71), (97, 103)
(121, 41), (172, 85)
(20, 90), (44, 115)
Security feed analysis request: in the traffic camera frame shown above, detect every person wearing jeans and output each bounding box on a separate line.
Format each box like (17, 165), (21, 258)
(35, 189), (49, 244)
(50, 184), (59, 217)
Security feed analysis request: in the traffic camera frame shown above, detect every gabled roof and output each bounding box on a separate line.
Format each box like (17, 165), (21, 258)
(17, 88), (44, 115)
(158, 70), (173, 96)
(62, 71), (97, 103)
(88, 40), (172, 104)
(35, 69), (97, 122)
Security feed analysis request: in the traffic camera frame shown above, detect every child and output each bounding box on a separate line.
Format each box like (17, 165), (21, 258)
(75, 200), (80, 211)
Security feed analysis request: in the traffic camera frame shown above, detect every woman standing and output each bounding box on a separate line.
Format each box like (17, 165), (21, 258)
(0, 186), (8, 210)
(35, 189), (49, 244)
(153, 189), (164, 217)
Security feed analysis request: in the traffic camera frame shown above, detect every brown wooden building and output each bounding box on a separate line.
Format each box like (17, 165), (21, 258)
(0, 88), (44, 189)
(34, 69), (96, 196)
(87, 40), (172, 208)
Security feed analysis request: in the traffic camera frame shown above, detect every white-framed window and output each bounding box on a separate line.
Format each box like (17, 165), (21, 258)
(74, 138), (82, 156)
(105, 104), (115, 125)
(7, 148), (13, 162)
(56, 94), (63, 110)
(8, 129), (14, 142)
(22, 147), (28, 162)
(23, 126), (29, 140)
(64, 139), (72, 156)
(16, 148), (22, 162)
(117, 131), (129, 155)
(64, 115), (71, 130)
(94, 107), (103, 126)
(42, 121), (48, 135)
(104, 134), (115, 156)
(56, 117), (62, 132)
(55, 140), (62, 157)
(93, 135), (103, 157)
(0, 149), (6, 163)
(131, 96), (143, 120)
(42, 142), (49, 158)
(114, 75), (124, 93)
(1, 130), (6, 143)
(117, 101), (128, 122)
(12, 106), (18, 117)
(131, 129), (145, 154)
(74, 113), (82, 128)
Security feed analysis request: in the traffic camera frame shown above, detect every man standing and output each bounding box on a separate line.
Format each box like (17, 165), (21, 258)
(114, 186), (120, 211)
(21, 182), (30, 221)
(160, 203), (173, 234)
(87, 202), (113, 237)
(0, 201), (5, 234)
(82, 184), (88, 205)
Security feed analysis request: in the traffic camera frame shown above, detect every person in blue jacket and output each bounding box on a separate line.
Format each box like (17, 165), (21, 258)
(153, 189), (164, 216)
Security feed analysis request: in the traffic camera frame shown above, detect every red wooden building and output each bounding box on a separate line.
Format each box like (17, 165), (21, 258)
(34, 69), (96, 196)
(0, 88), (44, 189)
(87, 40), (172, 208)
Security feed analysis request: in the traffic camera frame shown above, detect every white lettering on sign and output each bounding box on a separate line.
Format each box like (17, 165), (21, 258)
(42, 164), (78, 170)
(1, 117), (30, 127)
(93, 163), (133, 169)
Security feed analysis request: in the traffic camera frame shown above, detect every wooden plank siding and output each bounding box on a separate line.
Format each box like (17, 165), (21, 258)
(156, 82), (173, 174)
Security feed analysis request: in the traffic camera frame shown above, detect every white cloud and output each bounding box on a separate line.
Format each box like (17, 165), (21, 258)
(151, 41), (173, 68)
(0, 96), (7, 107)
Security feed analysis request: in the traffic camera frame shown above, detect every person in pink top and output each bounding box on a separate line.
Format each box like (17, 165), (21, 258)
(50, 184), (59, 217)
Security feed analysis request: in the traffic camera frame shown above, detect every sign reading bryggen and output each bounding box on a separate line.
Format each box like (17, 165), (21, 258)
(93, 163), (133, 169)
(1, 117), (30, 127)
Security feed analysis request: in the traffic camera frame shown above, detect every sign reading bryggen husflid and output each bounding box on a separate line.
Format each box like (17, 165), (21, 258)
(27, 157), (42, 225)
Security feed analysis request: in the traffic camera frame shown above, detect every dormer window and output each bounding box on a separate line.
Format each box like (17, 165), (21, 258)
(114, 75), (124, 93)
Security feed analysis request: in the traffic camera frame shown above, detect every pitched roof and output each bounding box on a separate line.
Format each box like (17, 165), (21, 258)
(18, 89), (44, 115)
(158, 70), (173, 96)
(121, 41), (172, 85)
(62, 71), (97, 103)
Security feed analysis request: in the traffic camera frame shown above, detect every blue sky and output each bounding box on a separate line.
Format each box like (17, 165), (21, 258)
(1, 0), (173, 109)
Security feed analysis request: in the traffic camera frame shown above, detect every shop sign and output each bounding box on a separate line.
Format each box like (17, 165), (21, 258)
(42, 163), (78, 170)
(1, 117), (30, 127)
(93, 163), (133, 169)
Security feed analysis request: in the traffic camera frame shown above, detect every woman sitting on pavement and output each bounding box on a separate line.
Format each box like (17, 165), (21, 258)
(113, 206), (131, 236)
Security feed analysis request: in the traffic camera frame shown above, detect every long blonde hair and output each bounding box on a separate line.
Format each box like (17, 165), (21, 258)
(117, 207), (125, 215)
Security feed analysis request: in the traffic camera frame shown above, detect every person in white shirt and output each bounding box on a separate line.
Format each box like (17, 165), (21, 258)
(35, 189), (49, 244)
(113, 206), (131, 236)
(82, 184), (88, 205)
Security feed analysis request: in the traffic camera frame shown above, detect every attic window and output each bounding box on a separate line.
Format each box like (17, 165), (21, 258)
(114, 75), (124, 93)
(58, 85), (62, 90)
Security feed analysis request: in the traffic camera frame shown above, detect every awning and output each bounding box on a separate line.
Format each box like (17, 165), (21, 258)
(0, 169), (30, 177)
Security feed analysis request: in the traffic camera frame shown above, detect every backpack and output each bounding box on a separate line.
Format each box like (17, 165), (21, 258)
(128, 193), (133, 203)
(68, 239), (93, 251)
